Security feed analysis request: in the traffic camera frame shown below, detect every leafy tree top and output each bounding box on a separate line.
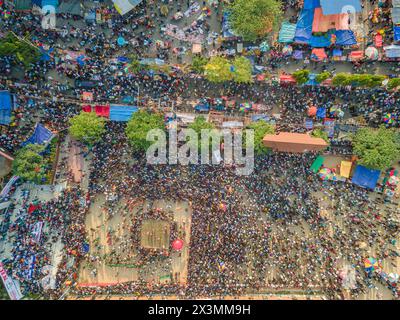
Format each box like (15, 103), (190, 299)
(246, 120), (275, 155)
(69, 111), (106, 145)
(232, 56), (253, 84)
(12, 144), (45, 182)
(229, 0), (283, 41)
(204, 56), (233, 83)
(125, 110), (165, 152)
(352, 125), (400, 170)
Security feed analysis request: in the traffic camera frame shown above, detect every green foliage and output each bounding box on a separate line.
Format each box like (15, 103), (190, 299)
(352, 126), (400, 170)
(204, 57), (230, 82)
(125, 110), (165, 152)
(0, 33), (40, 69)
(387, 78), (400, 90)
(69, 112), (106, 145)
(232, 56), (253, 83)
(229, 0), (283, 41)
(191, 55), (208, 74)
(311, 128), (330, 143)
(245, 121), (275, 155)
(332, 73), (386, 88)
(292, 69), (310, 85)
(12, 144), (46, 183)
(128, 54), (148, 74)
(188, 116), (218, 152)
(315, 72), (331, 83)
(204, 56), (233, 83)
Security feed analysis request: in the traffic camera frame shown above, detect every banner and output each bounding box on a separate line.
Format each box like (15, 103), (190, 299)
(31, 221), (44, 243)
(0, 175), (19, 199)
(0, 262), (23, 300)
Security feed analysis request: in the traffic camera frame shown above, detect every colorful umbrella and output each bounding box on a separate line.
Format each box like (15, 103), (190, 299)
(364, 257), (380, 271)
(260, 41), (270, 52)
(383, 113), (395, 124)
(282, 45), (293, 55)
(319, 168), (332, 180)
(365, 46), (379, 60)
(388, 273), (399, 283)
(117, 37), (126, 46)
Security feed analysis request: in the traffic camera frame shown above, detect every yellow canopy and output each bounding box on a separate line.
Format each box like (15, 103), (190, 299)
(340, 161), (352, 178)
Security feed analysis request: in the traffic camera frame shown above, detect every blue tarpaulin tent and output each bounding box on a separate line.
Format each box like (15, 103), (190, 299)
(394, 26), (400, 42)
(352, 165), (380, 190)
(40, 0), (59, 8)
(333, 48), (343, 56)
(22, 123), (54, 146)
(0, 91), (13, 125)
(109, 105), (139, 122)
(222, 11), (237, 38)
(320, 0), (361, 15)
(310, 35), (332, 48)
(305, 74), (318, 86)
(278, 22), (297, 43)
(316, 107), (326, 119)
(294, 9), (315, 44)
(335, 30), (357, 46)
(304, 0), (321, 10)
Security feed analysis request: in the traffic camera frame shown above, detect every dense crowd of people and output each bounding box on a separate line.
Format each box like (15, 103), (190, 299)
(0, 0), (399, 300)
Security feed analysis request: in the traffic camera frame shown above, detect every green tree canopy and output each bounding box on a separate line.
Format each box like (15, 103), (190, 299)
(12, 144), (46, 182)
(315, 71), (331, 83)
(387, 78), (400, 90)
(69, 112), (106, 145)
(191, 55), (208, 74)
(245, 121), (275, 155)
(125, 110), (165, 152)
(232, 56), (253, 83)
(292, 69), (310, 85)
(204, 56), (233, 83)
(352, 126), (400, 170)
(311, 128), (330, 143)
(332, 73), (386, 88)
(0, 33), (40, 69)
(229, 0), (283, 41)
(188, 116), (218, 152)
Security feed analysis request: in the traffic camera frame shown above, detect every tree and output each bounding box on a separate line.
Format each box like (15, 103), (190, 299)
(245, 121), (275, 155)
(352, 126), (400, 170)
(232, 56), (253, 83)
(127, 54), (148, 74)
(0, 33), (40, 69)
(204, 56), (233, 83)
(387, 78), (400, 90)
(191, 55), (208, 74)
(311, 128), (329, 143)
(125, 110), (165, 152)
(69, 112), (106, 145)
(188, 116), (218, 151)
(229, 0), (283, 41)
(292, 69), (310, 85)
(12, 144), (46, 183)
(332, 73), (386, 88)
(315, 71), (331, 83)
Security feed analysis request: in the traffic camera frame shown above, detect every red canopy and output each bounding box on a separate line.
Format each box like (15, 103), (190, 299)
(349, 51), (364, 61)
(375, 34), (383, 48)
(82, 105), (92, 113)
(95, 105), (110, 118)
(279, 75), (296, 84)
(307, 106), (317, 117)
(172, 239), (184, 251)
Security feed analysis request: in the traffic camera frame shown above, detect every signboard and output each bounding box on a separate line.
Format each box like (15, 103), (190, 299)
(0, 262), (23, 300)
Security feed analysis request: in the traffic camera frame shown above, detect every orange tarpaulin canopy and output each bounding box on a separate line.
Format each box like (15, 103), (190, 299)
(263, 132), (328, 153)
(349, 50), (364, 61)
(311, 48), (327, 61)
(279, 75), (296, 83)
(307, 106), (317, 117)
(312, 8), (349, 33)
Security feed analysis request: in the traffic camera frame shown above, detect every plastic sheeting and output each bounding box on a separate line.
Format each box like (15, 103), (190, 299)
(109, 105), (139, 122)
(0, 91), (13, 125)
(340, 161), (352, 178)
(278, 22), (296, 43)
(335, 30), (357, 46)
(294, 9), (314, 44)
(384, 45), (400, 58)
(95, 105), (110, 118)
(312, 8), (349, 33)
(310, 155), (325, 173)
(82, 105), (92, 113)
(222, 11), (237, 38)
(352, 165), (380, 190)
(310, 34), (332, 47)
(333, 48), (343, 56)
(316, 107), (326, 119)
(304, 0), (321, 10)
(320, 0), (361, 15)
(393, 7), (400, 24)
(22, 124), (54, 147)
(394, 26), (400, 42)
(293, 50), (304, 59)
(311, 48), (327, 61)
(112, 0), (142, 15)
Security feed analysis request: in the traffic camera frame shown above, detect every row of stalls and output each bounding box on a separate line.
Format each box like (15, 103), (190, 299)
(311, 155), (400, 202)
(277, 0), (400, 61)
(81, 104), (138, 122)
(194, 97), (268, 114)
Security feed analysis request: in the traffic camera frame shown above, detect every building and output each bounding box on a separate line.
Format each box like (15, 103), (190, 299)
(263, 132), (328, 153)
